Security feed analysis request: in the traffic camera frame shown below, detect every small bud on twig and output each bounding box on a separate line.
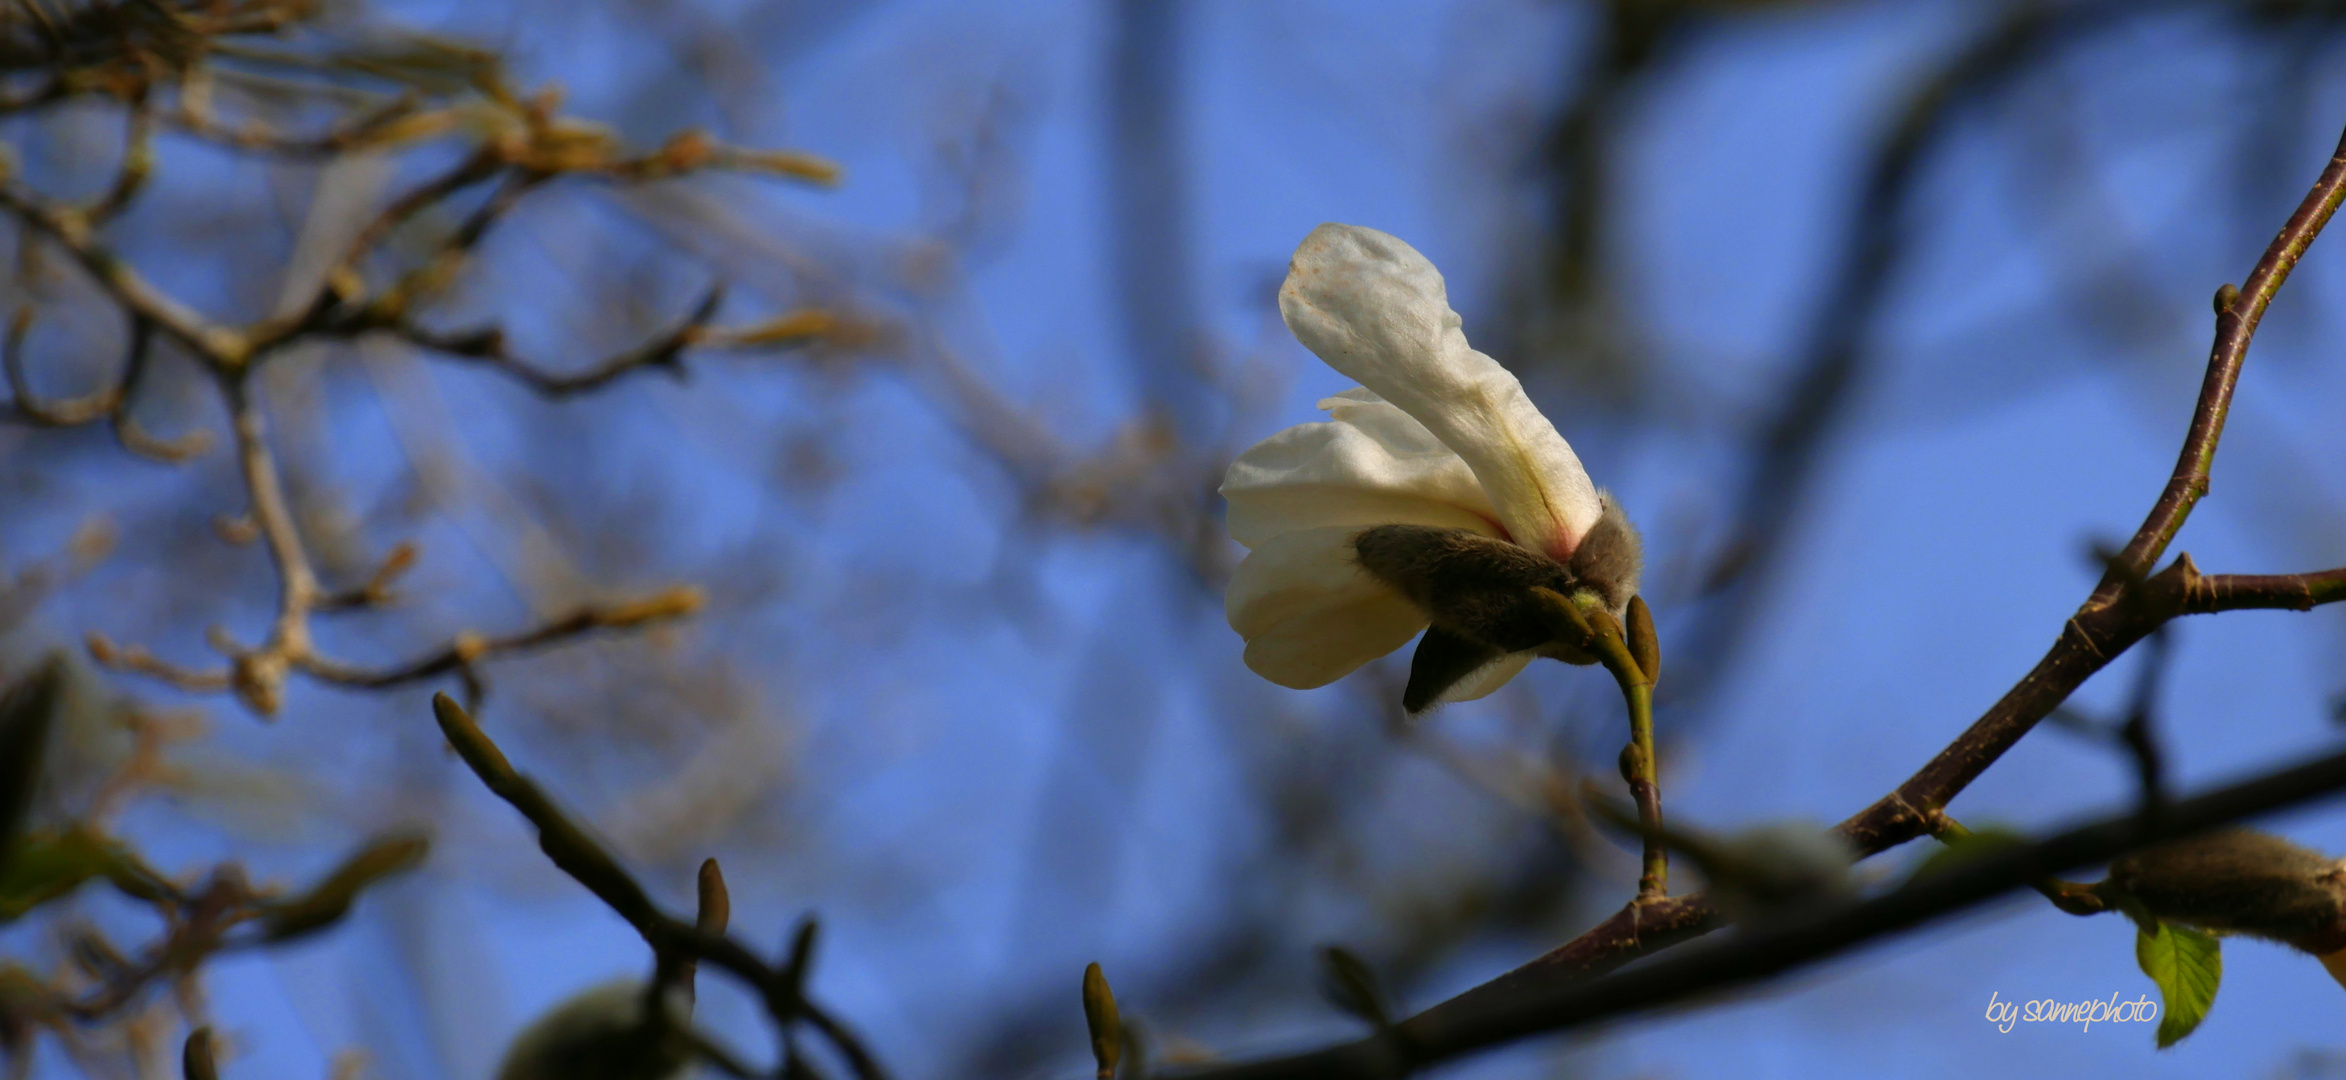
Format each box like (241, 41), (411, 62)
(1082, 962), (1122, 1080)
(0, 658), (65, 872)
(183, 1027), (218, 1080)
(1626, 595), (1660, 685)
(696, 859), (729, 936)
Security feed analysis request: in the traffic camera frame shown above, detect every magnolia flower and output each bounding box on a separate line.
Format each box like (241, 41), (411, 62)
(1222, 223), (1641, 712)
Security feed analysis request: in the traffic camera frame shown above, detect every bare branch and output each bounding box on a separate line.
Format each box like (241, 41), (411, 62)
(2096, 123), (2346, 595)
(431, 693), (893, 1080)
(0, 175), (250, 367)
(3, 309), (210, 460)
(294, 587), (703, 691)
(389, 288), (730, 399)
(83, 632), (230, 692)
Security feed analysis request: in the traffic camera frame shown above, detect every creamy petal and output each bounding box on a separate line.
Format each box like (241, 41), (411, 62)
(1431, 649), (1535, 706)
(1278, 223), (1602, 561)
(1221, 387), (1501, 549)
(1225, 525), (1426, 689)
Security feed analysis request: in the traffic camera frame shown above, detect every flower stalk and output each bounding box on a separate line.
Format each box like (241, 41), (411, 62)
(1537, 589), (1666, 898)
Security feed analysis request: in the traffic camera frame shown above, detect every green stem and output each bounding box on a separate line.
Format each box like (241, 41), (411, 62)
(1534, 587), (1668, 899)
(1620, 679), (1664, 899)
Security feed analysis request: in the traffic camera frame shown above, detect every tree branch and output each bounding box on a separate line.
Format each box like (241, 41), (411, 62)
(2096, 124), (2346, 598)
(294, 587), (703, 693)
(387, 287), (731, 399)
(430, 693), (892, 1080)
(1184, 741), (2346, 1079)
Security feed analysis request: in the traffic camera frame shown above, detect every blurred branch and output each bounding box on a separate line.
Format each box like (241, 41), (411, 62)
(1933, 817), (2109, 917)
(1184, 739), (2346, 1079)
(431, 693), (892, 1080)
(1183, 110), (2346, 1079)
(0, 9), (844, 715)
(0, 173), (253, 365)
(294, 586), (703, 693)
(1, 310), (209, 460)
(387, 287), (725, 398)
(0, 828), (424, 1028)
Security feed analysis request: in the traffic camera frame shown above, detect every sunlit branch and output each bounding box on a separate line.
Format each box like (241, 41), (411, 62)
(0, 177), (252, 367)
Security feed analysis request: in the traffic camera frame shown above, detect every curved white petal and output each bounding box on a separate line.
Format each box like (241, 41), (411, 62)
(1221, 388), (1501, 549)
(1278, 223), (1602, 562)
(1226, 525), (1426, 689)
(1431, 648), (1536, 707)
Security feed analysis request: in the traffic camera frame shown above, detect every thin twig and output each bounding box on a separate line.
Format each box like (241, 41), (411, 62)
(0, 177), (249, 367)
(387, 288), (729, 399)
(2096, 126), (2346, 597)
(294, 587), (703, 690)
(431, 693), (894, 1080)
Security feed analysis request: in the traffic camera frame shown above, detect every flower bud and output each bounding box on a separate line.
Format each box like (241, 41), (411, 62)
(493, 980), (692, 1080)
(1353, 525), (1577, 654)
(1081, 962), (1121, 1079)
(1354, 525), (1634, 710)
(2105, 829), (2346, 954)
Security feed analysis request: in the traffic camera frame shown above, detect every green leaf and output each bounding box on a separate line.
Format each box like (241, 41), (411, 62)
(1914, 824), (2027, 879)
(2136, 921), (2221, 1048)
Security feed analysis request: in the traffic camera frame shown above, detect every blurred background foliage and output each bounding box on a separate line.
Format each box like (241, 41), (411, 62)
(8, 0), (2346, 1077)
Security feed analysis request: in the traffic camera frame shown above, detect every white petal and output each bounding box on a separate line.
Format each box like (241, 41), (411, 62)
(1225, 525), (1426, 689)
(1278, 223), (1602, 561)
(1220, 387), (1501, 549)
(1430, 649), (1535, 707)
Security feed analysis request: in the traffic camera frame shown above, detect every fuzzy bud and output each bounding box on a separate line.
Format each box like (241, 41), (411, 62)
(493, 980), (692, 1080)
(2105, 829), (2346, 954)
